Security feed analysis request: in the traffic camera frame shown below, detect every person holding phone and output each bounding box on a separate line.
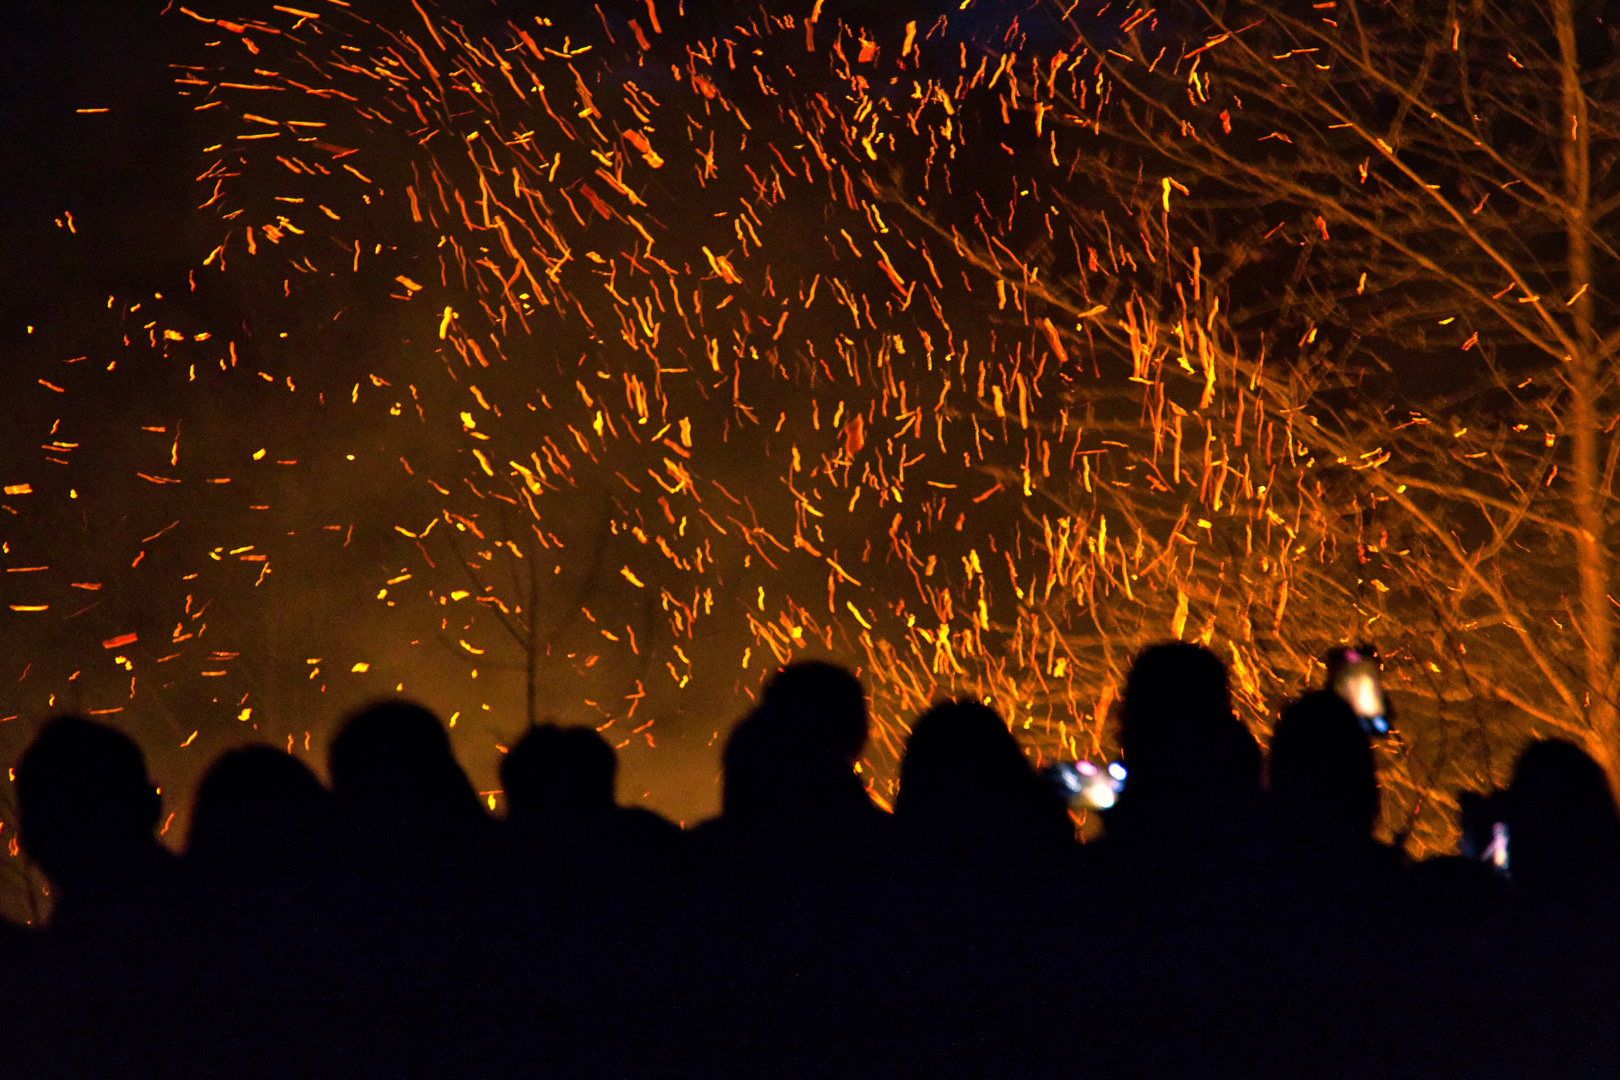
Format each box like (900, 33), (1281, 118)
(1326, 646), (1392, 737)
(1267, 690), (1392, 870)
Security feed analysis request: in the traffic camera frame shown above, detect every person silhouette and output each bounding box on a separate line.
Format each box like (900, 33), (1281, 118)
(1073, 643), (1268, 1080)
(759, 659), (869, 763)
(894, 698), (1072, 859)
(493, 723), (682, 1080)
(1267, 690), (1398, 876)
(14, 715), (173, 961)
(501, 722), (679, 879)
(323, 700), (492, 1079)
(1106, 641), (1262, 847)
(186, 744), (330, 882)
(714, 661), (884, 834)
(1259, 690), (1413, 1077)
(0, 859), (32, 988)
(1453, 742), (1620, 1078)
(12, 715), (178, 1077)
(176, 746), (335, 1078)
(1505, 738), (1620, 890)
(328, 699), (487, 842)
(680, 663), (896, 1079)
(889, 699), (1075, 1079)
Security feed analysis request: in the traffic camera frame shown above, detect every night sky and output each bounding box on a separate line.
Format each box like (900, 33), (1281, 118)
(3, 0), (1557, 921)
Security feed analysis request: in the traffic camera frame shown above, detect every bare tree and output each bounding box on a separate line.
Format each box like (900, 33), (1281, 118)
(998, 0), (1620, 781)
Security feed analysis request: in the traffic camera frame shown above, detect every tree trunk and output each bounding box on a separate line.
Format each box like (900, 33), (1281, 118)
(526, 556), (540, 729)
(1555, 0), (1615, 779)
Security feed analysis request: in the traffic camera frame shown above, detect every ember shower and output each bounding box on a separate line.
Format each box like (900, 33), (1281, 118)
(2, 0), (1609, 912)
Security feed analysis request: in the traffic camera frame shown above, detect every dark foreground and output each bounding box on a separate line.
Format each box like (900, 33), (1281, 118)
(0, 645), (1614, 1080)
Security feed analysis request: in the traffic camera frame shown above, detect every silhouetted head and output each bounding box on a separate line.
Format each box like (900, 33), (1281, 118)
(1507, 739), (1620, 888)
(187, 745), (329, 873)
(1268, 691), (1379, 841)
(329, 699), (483, 831)
(501, 723), (617, 827)
(15, 715), (161, 893)
(1117, 642), (1258, 814)
(897, 699), (1039, 819)
(721, 706), (796, 820)
(895, 699), (1071, 849)
(718, 662), (873, 823)
(721, 671), (875, 825)
(760, 660), (869, 764)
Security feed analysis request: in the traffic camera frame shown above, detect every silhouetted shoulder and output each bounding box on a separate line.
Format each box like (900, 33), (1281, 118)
(617, 805), (682, 843)
(0, 918), (36, 976)
(1410, 854), (1505, 907)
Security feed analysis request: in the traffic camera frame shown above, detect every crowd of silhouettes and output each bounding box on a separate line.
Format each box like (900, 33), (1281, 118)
(0, 643), (1617, 1078)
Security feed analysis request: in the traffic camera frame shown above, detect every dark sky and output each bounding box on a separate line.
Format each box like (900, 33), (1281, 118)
(0, 1), (203, 325)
